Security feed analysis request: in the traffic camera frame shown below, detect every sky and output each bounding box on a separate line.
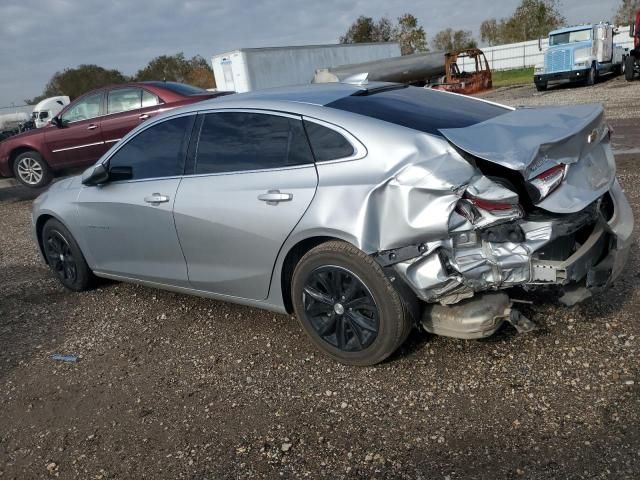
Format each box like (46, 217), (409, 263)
(0, 0), (622, 107)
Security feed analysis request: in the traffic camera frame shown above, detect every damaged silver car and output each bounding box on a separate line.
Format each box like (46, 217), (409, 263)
(32, 82), (633, 365)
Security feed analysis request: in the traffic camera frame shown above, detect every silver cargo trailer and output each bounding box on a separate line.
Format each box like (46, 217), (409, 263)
(212, 43), (401, 92)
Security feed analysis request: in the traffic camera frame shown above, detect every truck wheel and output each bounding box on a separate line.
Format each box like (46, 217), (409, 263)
(535, 82), (547, 92)
(291, 240), (412, 366)
(625, 56), (635, 82)
(586, 64), (596, 86)
(13, 151), (53, 188)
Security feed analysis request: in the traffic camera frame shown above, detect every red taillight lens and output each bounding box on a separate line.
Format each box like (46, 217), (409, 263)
(528, 164), (565, 202)
(468, 197), (517, 211)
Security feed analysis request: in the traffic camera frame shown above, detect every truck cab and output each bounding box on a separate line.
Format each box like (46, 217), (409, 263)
(31, 96), (70, 128)
(534, 23), (625, 91)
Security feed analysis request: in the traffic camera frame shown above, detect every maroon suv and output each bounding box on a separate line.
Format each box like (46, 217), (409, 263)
(0, 82), (231, 187)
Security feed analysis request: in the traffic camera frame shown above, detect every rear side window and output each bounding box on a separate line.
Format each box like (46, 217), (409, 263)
(195, 112), (314, 174)
(326, 86), (508, 137)
(108, 88), (142, 114)
(108, 115), (192, 180)
(303, 121), (354, 161)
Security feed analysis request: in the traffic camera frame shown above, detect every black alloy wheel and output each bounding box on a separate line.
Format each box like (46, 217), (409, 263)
(41, 218), (95, 291)
(44, 230), (78, 285)
(302, 265), (379, 352)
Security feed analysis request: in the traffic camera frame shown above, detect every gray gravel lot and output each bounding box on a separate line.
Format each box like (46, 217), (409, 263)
(1, 78), (639, 479)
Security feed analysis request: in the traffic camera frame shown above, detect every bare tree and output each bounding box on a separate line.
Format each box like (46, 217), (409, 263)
(432, 28), (478, 52)
(613, 0), (640, 25)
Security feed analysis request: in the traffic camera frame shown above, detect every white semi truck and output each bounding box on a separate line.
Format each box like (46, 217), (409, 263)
(31, 96), (70, 128)
(534, 23), (626, 91)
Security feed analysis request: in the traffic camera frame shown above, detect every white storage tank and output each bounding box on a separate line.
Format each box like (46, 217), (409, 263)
(212, 42), (401, 92)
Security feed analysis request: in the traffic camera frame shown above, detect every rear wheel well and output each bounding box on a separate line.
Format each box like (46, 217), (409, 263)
(280, 236), (341, 314)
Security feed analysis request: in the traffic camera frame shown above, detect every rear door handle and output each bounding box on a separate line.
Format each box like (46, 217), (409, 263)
(144, 193), (170, 205)
(258, 190), (293, 205)
(139, 114), (150, 120)
(87, 124), (98, 130)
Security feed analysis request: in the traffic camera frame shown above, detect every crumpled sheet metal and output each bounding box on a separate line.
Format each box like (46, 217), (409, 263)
(361, 149), (476, 251)
(440, 104), (604, 177)
(440, 103), (616, 214)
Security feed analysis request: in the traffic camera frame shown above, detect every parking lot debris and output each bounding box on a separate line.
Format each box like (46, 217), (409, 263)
(50, 354), (79, 362)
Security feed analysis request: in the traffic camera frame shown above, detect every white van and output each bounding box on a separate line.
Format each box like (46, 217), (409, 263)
(32, 96), (70, 128)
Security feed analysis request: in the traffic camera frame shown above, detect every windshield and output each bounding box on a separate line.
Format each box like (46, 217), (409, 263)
(549, 29), (592, 46)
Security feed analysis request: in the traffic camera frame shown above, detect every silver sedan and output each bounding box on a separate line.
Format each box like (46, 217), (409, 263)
(32, 82), (634, 365)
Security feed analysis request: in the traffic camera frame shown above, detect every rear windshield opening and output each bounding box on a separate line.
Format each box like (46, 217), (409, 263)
(326, 86), (508, 137)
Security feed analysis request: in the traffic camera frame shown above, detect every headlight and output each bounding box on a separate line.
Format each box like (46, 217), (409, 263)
(534, 65), (544, 74)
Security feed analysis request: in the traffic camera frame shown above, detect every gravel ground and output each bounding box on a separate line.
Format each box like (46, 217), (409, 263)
(1, 81), (639, 479)
(481, 74), (640, 120)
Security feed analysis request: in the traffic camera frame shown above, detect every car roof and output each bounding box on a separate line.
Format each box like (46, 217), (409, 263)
(192, 81), (401, 108)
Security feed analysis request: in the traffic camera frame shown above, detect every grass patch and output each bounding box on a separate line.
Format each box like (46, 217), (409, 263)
(492, 67), (534, 88)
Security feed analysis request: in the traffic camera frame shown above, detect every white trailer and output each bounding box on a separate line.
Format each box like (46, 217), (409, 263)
(212, 43), (401, 92)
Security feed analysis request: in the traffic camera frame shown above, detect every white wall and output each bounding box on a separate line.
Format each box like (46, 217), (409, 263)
(459, 26), (634, 72)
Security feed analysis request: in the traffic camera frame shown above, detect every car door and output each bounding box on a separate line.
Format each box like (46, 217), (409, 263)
(75, 113), (195, 286)
(173, 111), (318, 300)
(100, 87), (163, 150)
(44, 90), (105, 167)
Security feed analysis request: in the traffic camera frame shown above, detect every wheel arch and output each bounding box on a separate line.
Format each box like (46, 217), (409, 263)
(279, 234), (358, 314)
(34, 213), (73, 262)
(9, 146), (49, 173)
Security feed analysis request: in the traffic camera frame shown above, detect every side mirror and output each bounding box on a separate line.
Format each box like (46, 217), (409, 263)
(81, 163), (109, 186)
(51, 116), (63, 128)
(108, 165), (133, 182)
(631, 23), (636, 38)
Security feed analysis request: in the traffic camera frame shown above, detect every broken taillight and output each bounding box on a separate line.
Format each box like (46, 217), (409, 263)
(527, 164), (565, 203)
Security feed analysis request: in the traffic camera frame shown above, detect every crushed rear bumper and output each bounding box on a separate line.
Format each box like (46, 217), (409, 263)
(391, 179), (633, 306)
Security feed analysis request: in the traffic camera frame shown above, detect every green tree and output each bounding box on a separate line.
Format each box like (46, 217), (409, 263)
(340, 13), (428, 54)
(613, 0), (639, 25)
(26, 64), (127, 103)
(480, 19), (501, 46)
(432, 28), (478, 52)
(135, 53), (215, 89)
(480, 0), (565, 45)
(395, 13), (428, 54)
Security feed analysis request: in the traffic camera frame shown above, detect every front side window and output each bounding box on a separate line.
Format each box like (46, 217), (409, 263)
(108, 88), (142, 114)
(61, 92), (103, 123)
(108, 115), (192, 180)
(195, 112), (314, 174)
(303, 121), (354, 161)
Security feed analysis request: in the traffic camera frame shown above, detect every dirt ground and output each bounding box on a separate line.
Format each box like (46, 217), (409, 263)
(1, 76), (639, 479)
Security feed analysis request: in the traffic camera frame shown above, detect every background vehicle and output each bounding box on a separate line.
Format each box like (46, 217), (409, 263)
(32, 96), (70, 128)
(625, 8), (640, 81)
(534, 23), (625, 91)
(0, 111), (29, 141)
(32, 83), (632, 366)
(0, 82), (232, 188)
(212, 43), (400, 92)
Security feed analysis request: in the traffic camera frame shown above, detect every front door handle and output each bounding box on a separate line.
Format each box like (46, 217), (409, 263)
(87, 124), (98, 130)
(258, 190), (293, 205)
(139, 114), (150, 120)
(144, 193), (170, 205)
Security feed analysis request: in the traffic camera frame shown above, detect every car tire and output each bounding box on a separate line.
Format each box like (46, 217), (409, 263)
(586, 64), (596, 86)
(13, 151), (52, 188)
(291, 240), (412, 366)
(535, 82), (547, 92)
(625, 56), (635, 82)
(42, 218), (96, 292)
